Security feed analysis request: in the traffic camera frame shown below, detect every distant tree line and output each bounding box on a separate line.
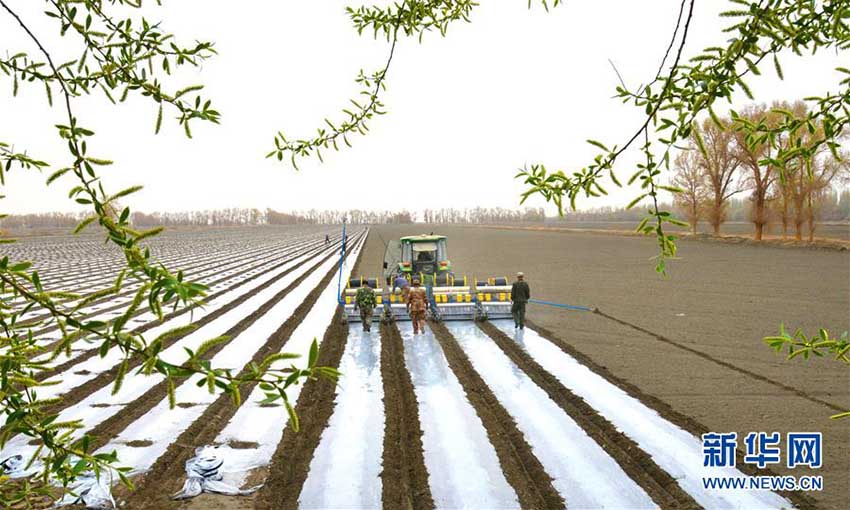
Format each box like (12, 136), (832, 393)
(0, 212), (83, 229)
(0, 208), (416, 229)
(670, 101), (849, 241)
(549, 206), (659, 223)
(266, 209), (415, 225)
(421, 207), (546, 224)
(1, 207), (549, 229)
(545, 189), (850, 226)
(5, 190), (847, 233)
(132, 208), (417, 226)
(131, 208), (265, 227)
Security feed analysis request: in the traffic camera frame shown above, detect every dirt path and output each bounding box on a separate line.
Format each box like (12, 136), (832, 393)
(120, 237), (362, 509)
(429, 322), (563, 509)
(478, 321), (700, 509)
(379, 323), (434, 510)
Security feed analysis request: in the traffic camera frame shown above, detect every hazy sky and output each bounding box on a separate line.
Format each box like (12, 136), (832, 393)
(1, 1), (845, 215)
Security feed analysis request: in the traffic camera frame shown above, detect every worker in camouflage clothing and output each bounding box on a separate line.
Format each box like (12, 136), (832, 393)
(353, 282), (376, 332)
(406, 277), (429, 334)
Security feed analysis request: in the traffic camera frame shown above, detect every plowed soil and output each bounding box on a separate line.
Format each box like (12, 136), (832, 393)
(378, 323), (434, 510)
(429, 322), (563, 509)
(362, 225), (849, 510)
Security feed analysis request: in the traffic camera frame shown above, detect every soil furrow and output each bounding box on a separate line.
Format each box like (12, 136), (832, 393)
(120, 235), (362, 510)
(478, 321), (701, 510)
(253, 236), (366, 510)
(594, 310), (845, 413)
(379, 322), (434, 510)
(429, 321), (564, 510)
(523, 319), (820, 510)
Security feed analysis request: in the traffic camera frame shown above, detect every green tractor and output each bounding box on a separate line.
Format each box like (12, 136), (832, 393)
(390, 234), (452, 282)
(343, 233), (513, 323)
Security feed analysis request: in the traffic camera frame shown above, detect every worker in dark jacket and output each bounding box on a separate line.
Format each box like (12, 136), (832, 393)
(510, 272), (530, 329)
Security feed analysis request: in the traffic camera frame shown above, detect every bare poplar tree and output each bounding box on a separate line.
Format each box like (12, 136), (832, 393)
(693, 118), (743, 235)
(732, 105), (779, 241)
(671, 150), (705, 234)
(804, 152), (849, 241)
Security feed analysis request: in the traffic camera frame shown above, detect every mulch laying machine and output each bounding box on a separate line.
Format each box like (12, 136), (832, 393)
(342, 234), (513, 323)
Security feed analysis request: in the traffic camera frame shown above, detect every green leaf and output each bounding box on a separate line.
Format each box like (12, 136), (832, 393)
(110, 185), (144, 202)
(773, 54), (784, 80)
(155, 104), (163, 134)
(626, 193), (648, 210)
(586, 139), (609, 152)
(73, 216), (98, 234)
(285, 398), (299, 432)
(46, 168), (71, 185)
(308, 338), (319, 367)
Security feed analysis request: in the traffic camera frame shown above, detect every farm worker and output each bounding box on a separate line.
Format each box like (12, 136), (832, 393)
(353, 283), (376, 332)
(393, 273), (410, 299)
(511, 271), (530, 330)
(406, 277), (429, 334)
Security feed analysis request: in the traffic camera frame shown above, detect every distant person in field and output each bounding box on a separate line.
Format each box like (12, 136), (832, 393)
(511, 271), (530, 330)
(406, 277), (429, 334)
(353, 282), (376, 332)
(325, 234), (330, 245)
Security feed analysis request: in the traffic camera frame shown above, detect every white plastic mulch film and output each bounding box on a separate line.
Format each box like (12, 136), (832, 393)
(172, 446), (261, 500)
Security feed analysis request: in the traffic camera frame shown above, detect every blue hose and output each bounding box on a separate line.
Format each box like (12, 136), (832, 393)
(528, 299), (594, 312)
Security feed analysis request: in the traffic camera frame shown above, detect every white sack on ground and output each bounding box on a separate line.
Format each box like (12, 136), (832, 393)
(56, 468), (115, 509)
(2, 454), (114, 509)
(1, 454), (38, 479)
(172, 446), (261, 500)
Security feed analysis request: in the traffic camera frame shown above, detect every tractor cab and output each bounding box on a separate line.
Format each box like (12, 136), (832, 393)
(397, 235), (450, 278)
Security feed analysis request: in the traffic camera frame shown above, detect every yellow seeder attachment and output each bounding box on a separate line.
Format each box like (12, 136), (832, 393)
(342, 275), (513, 323)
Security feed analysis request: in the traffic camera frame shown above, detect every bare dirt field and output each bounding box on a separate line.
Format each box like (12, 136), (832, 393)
(540, 220), (850, 241)
(362, 224), (850, 510)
